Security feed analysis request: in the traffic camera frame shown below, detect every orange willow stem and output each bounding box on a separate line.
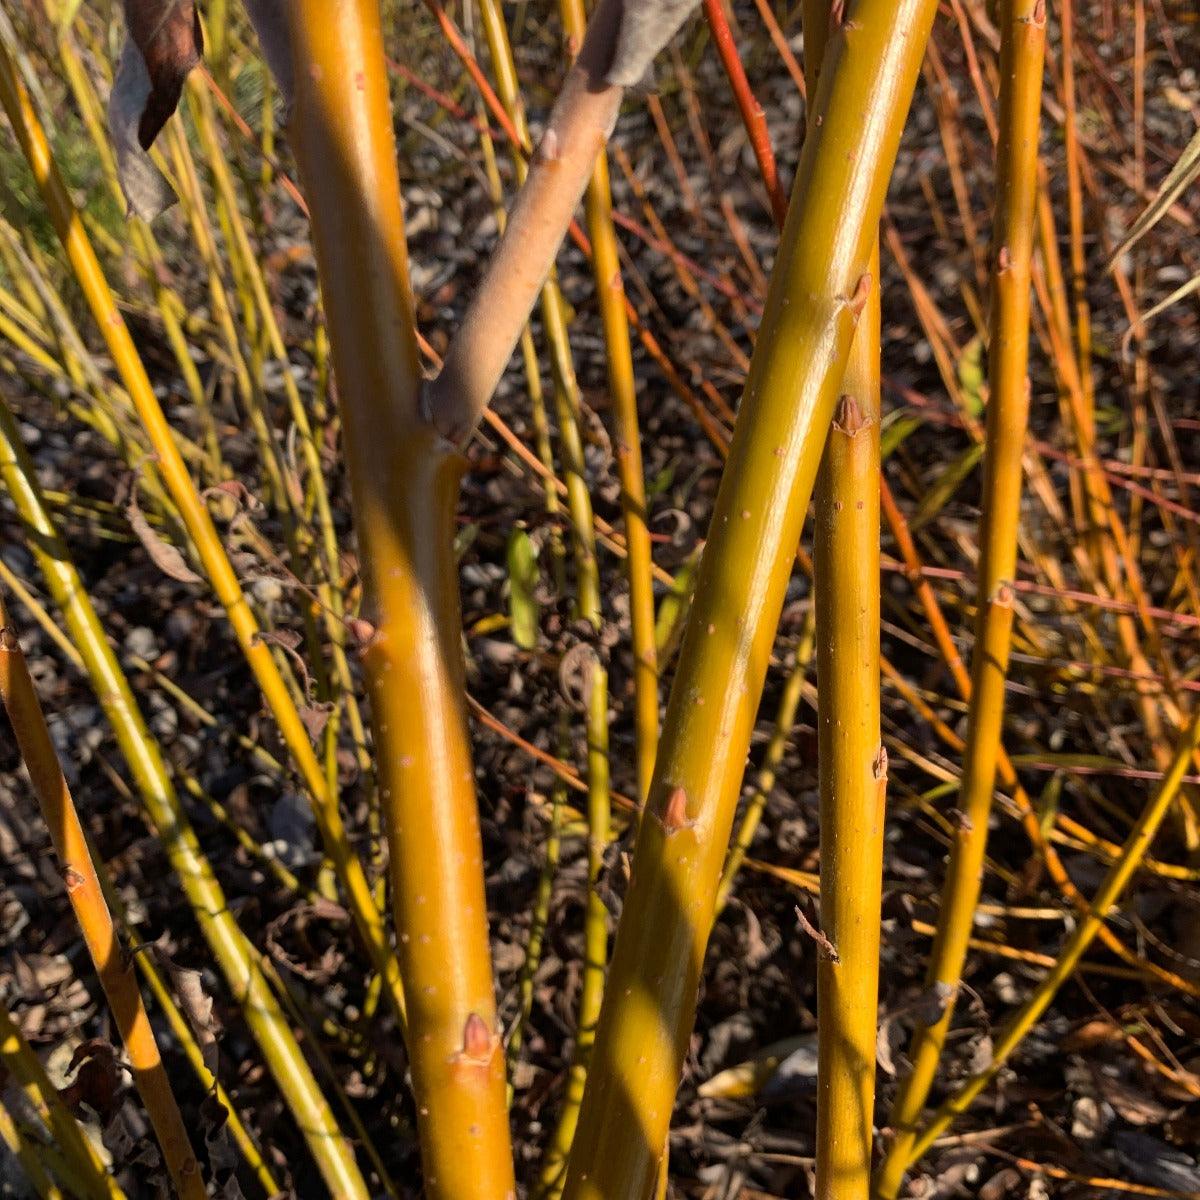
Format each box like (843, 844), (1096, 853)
(0, 606), (203, 1200)
(560, 0), (659, 803)
(0, 34), (406, 1030)
(559, 4), (938, 1195)
(805, 3), (885, 1195)
(286, 6), (515, 1197)
(703, 0), (789, 227)
(874, 3), (1046, 1195)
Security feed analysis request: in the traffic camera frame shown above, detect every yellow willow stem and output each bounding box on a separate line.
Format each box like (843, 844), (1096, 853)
(185, 78), (362, 720)
(560, 4), (938, 1195)
(813, 337), (885, 1200)
(560, 0), (658, 801)
(904, 703), (1200, 1165)
(803, 5), (886, 1193)
(49, 19), (219, 475)
(0, 607), (203, 1200)
(715, 606), (816, 912)
(0, 32), (405, 1032)
(286, 6), (515, 1197)
(538, 657), (611, 1197)
(509, 734), (566, 1069)
(0, 1100), (64, 1200)
(470, 6), (613, 1184)
(0, 1000), (121, 1200)
(874, 4), (1045, 1196)
(0, 394), (370, 1200)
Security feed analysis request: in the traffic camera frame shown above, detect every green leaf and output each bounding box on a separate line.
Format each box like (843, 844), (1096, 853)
(956, 334), (986, 420)
(506, 527), (540, 650)
(911, 442), (985, 531)
(880, 410), (923, 460)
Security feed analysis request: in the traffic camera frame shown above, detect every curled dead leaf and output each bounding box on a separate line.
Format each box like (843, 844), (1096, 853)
(123, 0), (202, 148)
(155, 947), (219, 1076)
(108, 1), (203, 218)
(127, 488), (202, 585)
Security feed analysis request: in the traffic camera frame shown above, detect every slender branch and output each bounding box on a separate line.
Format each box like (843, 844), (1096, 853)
(0, 605), (203, 1200)
(905, 704), (1200, 1164)
(424, 0), (624, 443)
(874, 3), (1046, 1194)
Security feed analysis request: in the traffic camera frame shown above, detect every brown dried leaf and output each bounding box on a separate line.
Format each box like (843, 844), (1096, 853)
(299, 701), (334, 741)
(108, 1), (203, 218)
(60, 1038), (123, 1120)
(122, 0), (203, 149)
(127, 489), (202, 584)
(201, 1092), (246, 1200)
(203, 479), (264, 513)
(1063, 1017), (1125, 1052)
(109, 40), (176, 219)
(1096, 1073), (1171, 1126)
(157, 951), (219, 1077)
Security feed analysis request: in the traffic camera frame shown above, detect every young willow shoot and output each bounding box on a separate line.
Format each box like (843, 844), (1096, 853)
(902, 703), (1200, 1166)
(559, 4), (938, 1195)
(0, 998), (121, 1200)
(0, 603), (203, 1200)
(875, 3), (1047, 1195)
